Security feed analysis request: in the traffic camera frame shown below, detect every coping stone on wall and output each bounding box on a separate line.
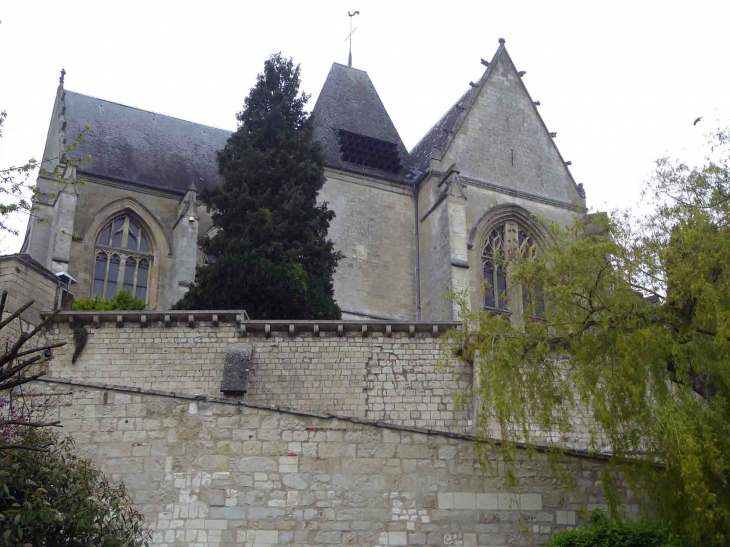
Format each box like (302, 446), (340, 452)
(40, 311), (462, 337)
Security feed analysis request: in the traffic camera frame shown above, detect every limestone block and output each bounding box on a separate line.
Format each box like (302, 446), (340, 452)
(453, 492), (476, 509)
(437, 492), (454, 509)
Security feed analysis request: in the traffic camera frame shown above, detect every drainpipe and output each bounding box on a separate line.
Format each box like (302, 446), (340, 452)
(413, 171), (428, 321)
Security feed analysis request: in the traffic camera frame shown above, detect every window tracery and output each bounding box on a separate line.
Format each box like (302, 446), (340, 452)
(481, 220), (544, 317)
(482, 226), (508, 311)
(92, 215), (152, 302)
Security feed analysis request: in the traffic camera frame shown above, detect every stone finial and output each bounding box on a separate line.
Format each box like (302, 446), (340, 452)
(498, 38), (505, 44)
(59, 68), (66, 85)
(577, 183), (586, 198)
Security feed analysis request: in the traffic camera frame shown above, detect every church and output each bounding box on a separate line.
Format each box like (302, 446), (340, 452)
(4, 40), (633, 545)
(20, 39), (586, 320)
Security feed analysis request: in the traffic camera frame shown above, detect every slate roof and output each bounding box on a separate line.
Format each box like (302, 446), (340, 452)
(64, 91), (232, 194)
(407, 87), (476, 175)
(311, 63), (411, 184)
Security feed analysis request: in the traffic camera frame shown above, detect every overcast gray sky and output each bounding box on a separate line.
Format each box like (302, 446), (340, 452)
(1, 1), (729, 251)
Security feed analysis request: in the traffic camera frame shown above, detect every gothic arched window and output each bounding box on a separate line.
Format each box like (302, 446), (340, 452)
(482, 226), (508, 311)
(92, 215), (153, 302)
(518, 227), (545, 318)
(482, 221), (544, 317)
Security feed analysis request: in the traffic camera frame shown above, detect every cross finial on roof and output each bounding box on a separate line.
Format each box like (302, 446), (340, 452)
(346, 11), (360, 68)
(59, 68), (66, 85)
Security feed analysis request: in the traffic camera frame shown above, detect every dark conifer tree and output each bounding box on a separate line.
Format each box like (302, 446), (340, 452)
(175, 54), (342, 319)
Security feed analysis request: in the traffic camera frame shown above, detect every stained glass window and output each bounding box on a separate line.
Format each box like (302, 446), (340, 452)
(92, 215), (153, 304)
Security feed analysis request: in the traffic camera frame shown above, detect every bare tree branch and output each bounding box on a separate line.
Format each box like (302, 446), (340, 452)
(0, 420), (61, 428)
(0, 444), (51, 452)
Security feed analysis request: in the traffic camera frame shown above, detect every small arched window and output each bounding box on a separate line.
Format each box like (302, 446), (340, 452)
(482, 221), (544, 317)
(92, 215), (153, 303)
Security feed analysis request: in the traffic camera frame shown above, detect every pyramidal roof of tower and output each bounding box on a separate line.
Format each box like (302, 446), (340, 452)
(311, 63), (411, 184)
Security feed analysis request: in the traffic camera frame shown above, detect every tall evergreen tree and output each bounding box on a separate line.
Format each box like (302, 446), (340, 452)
(175, 54), (341, 319)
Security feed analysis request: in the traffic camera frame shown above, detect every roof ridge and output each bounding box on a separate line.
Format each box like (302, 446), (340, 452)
(64, 90), (234, 134)
(331, 62), (369, 74)
(408, 88), (470, 155)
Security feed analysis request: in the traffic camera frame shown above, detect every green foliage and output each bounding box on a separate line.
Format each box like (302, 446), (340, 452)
(72, 291), (146, 311)
(445, 129), (730, 545)
(546, 512), (687, 547)
(0, 431), (149, 546)
(175, 53), (341, 319)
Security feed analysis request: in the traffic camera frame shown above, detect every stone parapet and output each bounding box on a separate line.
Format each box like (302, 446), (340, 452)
(42, 310), (460, 336)
(41, 313), (472, 435)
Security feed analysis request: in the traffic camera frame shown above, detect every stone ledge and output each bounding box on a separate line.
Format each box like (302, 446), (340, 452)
(36, 375), (610, 461)
(40, 311), (461, 336)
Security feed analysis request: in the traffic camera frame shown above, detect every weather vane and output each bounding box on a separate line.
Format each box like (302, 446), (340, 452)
(345, 11), (360, 68)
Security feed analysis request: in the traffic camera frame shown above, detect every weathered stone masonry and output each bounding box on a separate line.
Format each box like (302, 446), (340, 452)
(38, 378), (632, 547)
(43, 313), (473, 435)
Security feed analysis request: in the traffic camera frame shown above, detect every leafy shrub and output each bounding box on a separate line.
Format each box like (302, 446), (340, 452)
(72, 291), (146, 311)
(0, 431), (149, 546)
(546, 512), (689, 547)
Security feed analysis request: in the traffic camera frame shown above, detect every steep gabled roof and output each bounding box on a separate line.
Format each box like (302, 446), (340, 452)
(311, 63), (411, 184)
(408, 87), (476, 175)
(409, 40), (582, 199)
(64, 91), (232, 194)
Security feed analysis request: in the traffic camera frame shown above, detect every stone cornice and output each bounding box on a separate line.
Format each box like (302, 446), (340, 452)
(324, 168), (414, 196)
(429, 170), (586, 213)
(78, 172), (184, 199)
(42, 310), (461, 337)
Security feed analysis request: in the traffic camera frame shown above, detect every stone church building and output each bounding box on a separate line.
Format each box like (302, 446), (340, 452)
(21, 39), (585, 320)
(0, 40), (635, 546)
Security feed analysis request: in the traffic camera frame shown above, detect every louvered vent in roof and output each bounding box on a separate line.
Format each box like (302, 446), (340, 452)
(336, 129), (402, 175)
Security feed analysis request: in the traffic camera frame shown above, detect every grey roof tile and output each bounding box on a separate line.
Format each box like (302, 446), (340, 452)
(311, 63), (411, 184)
(64, 91), (231, 194)
(63, 64), (413, 193)
(408, 87), (478, 175)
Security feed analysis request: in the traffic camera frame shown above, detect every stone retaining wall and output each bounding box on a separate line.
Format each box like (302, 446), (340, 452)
(38, 378), (633, 547)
